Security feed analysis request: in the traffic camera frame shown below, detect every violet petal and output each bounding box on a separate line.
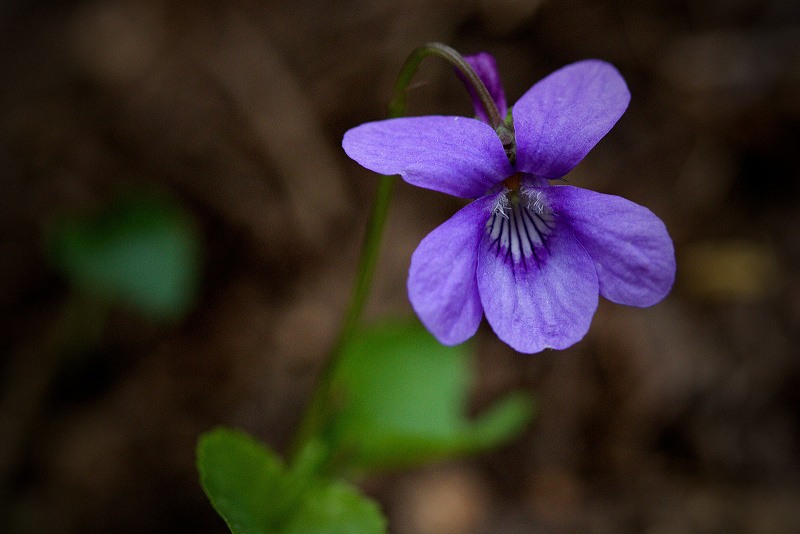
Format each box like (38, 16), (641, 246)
(476, 211), (599, 353)
(512, 60), (630, 179)
(545, 185), (675, 307)
(457, 52), (509, 124)
(408, 194), (497, 345)
(343, 116), (513, 198)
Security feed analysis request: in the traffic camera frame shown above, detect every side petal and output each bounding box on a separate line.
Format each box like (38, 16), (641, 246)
(512, 60), (630, 179)
(408, 194), (497, 345)
(545, 185), (676, 307)
(477, 215), (599, 353)
(343, 116), (514, 198)
(457, 52), (508, 124)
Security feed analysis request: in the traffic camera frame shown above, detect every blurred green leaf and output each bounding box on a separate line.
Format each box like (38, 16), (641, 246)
(468, 391), (536, 449)
(330, 320), (535, 470)
(47, 190), (202, 321)
(283, 481), (386, 534)
(197, 428), (386, 534)
(198, 428), (294, 534)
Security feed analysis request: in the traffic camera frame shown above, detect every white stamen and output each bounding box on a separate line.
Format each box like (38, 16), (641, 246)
(520, 187), (546, 214)
(485, 189), (554, 268)
(491, 189), (511, 218)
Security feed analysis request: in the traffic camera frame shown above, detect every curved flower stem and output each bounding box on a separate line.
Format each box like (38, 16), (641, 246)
(390, 42), (504, 129)
(291, 42), (496, 465)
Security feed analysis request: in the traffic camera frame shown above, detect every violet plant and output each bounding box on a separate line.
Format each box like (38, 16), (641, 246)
(197, 43), (675, 534)
(344, 53), (676, 353)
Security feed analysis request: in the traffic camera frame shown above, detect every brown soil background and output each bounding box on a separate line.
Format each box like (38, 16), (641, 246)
(2, 0), (799, 533)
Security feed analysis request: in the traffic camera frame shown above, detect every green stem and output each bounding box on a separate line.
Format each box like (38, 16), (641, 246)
(389, 42), (504, 129)
(290, 42), (497, 462)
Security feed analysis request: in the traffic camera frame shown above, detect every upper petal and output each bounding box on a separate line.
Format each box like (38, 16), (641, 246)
(457, 52), (508, 124)
(476, 204), (599, 353)
(408, 194), (498, 345)
(512, 60), (630, 179)
(544, 185), (675, 307)
(343, 116), (514, 198)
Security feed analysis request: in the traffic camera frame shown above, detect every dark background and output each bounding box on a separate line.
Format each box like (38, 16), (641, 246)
(2, 0), (799, 532)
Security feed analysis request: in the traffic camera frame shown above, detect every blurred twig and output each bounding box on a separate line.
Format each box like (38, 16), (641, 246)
(0, 293), (109, 509)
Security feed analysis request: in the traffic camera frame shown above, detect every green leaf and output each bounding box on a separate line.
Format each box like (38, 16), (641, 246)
(47, 190), (202, 322)
(469, 391), (536, 449)
(197, 428), (295, 534)
(330, 320), (535, 470)
(197, 428), (387, 534)
(283, 481), (386, 534)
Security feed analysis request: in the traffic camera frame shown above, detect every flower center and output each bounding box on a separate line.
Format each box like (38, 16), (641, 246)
(503, 172), (521, 191)
(486, 189), (554, 268)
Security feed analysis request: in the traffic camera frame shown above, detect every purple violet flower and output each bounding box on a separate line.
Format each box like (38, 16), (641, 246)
(343, 54), (676, 353)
